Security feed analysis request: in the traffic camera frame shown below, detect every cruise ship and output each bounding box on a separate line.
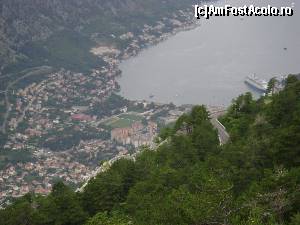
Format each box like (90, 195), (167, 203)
(244, 74), (268, 92)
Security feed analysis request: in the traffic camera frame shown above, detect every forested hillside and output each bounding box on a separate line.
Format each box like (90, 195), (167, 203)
(0, 0), (195, 73)
(0, 75), (299, 225)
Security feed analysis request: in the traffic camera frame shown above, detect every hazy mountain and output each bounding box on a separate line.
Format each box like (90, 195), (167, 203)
(0, 0), (195, 72)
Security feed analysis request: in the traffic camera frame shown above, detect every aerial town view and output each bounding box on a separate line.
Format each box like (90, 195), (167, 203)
(0, 9), (196, 206)
(0, 1), (299, 225)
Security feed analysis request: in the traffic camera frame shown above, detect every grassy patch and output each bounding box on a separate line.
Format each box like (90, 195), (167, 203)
(119, 114), (143, 121)
(105, 113), (143, 129)
(109, 118), (134, 128)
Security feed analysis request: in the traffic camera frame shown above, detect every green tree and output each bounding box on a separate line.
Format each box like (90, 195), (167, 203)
(267, 77), (277, 95)
(81, 159), (137, 215)
(84, 212), (132, 225)
(50, 182), (88, 225)
(0, 194), (34, 225)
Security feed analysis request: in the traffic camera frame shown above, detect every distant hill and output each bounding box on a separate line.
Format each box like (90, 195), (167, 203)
(0, 0), (195, 73)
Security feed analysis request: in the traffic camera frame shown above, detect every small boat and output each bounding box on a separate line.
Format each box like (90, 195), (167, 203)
(284, 47), (287, 51)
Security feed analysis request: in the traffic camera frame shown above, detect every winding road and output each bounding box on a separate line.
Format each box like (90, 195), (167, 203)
(207, 106), (230, 145)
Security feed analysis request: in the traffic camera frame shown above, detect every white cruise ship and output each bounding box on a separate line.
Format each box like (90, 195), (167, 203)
(244, 74), (268, 92)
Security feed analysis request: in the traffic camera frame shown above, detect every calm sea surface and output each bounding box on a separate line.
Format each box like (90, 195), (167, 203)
(118, 0), (300, 106)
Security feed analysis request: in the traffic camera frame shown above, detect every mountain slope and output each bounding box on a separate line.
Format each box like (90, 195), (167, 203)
(0, 0), (195, 73)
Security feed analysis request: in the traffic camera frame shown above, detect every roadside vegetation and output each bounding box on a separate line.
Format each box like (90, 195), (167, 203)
(0, 75), (299, 225)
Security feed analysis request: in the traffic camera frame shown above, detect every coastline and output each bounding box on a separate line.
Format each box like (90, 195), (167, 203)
(77, 9), (200, 192)
(90, 8), (199, 90)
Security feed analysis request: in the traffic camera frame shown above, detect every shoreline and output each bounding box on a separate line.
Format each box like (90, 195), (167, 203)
(76, 9), (202, 192)
(90, 8), (199, 98)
